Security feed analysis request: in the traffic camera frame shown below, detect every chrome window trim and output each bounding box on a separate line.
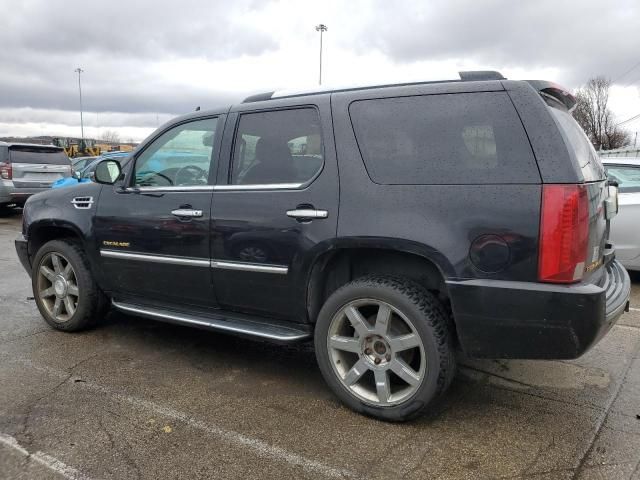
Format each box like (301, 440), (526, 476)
(213, 183), (303, 191)
(211, 259), (288, 274)
(123, 183), (304, 192)
(125, 185), (215, 193)
(100, 250), (210, 267)
(100, 250), (289, 274)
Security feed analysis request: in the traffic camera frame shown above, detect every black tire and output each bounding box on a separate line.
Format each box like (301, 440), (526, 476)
(32, 239), (108, 332)
(0, 204), (15, 217)
(314, 275), (456, 422)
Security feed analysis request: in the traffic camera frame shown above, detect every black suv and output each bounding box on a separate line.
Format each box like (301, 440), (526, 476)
(15, 72), (631, 421)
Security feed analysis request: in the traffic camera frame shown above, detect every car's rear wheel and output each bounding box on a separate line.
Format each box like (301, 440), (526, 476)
(314, 275), (455, 422)
(32, 239), (107, 331)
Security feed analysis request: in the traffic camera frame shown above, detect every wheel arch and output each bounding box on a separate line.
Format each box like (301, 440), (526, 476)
(27, 220), (87, 260)
(302, 237), (454, 325)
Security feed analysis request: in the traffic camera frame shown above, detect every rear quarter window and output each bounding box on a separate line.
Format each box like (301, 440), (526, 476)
(349, 92), (540, 185)
(9, 147), (70, 165)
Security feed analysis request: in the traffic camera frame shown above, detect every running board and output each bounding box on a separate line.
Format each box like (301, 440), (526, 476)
(111, 301), (312, 343)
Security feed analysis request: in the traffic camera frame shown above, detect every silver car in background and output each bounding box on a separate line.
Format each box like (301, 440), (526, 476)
(0, 142), (71, 208)
(603, 158), (640, 271)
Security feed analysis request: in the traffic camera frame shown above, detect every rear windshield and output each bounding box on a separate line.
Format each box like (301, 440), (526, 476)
(547, 104), (606, 182)
(349, 92), (540, 185)
(9, 147), (70, 165)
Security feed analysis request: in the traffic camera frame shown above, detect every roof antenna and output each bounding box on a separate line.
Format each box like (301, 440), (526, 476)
(195, 106), (201, 111)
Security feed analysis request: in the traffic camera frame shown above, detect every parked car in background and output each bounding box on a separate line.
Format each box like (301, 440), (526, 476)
(71, 156), (98, 172)
(603, 158), (640, 271)
(52, 151), (130, 189)
(0, 142), (71, 210)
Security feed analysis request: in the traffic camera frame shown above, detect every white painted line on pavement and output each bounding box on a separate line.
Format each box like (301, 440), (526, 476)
(3, 357), (361, 480)
(629, 307), (640, 312)
(0, 433), (92, 480)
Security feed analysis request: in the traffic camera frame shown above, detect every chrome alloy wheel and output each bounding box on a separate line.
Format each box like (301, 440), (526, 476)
(36, 252), (80, 322)
(327, 299), (426, 406)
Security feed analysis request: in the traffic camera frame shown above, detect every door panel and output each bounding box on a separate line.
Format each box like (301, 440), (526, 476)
(95, 190), (215, 307)
(211, 96), (338, 320)
(94, 116), (223, 308)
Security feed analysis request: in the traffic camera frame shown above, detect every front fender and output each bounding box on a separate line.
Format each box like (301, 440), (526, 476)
(23, 183), (103, 271)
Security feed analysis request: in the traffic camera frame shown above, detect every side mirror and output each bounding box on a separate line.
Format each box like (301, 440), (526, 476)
(605, 185), (619, 220)
(94, 160), (122, 185)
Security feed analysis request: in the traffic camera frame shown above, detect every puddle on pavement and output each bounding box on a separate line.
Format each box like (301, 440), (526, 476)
(462, 359), (611, 390)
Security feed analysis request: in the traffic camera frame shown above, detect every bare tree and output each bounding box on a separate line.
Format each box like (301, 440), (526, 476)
(100, 130), (121, 143)
(573, 77), (631, 150)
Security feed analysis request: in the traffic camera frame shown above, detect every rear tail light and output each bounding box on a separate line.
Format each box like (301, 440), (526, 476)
(0, 162), (11, 180)
(538, 184), (589, 283)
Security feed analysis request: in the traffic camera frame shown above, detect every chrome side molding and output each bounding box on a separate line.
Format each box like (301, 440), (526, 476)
(100, 250), (288, 274)
(210, 260), (288, 274)
(100, 250), (210, 267)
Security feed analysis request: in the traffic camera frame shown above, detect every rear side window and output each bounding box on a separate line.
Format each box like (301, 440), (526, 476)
(548, 105), (605, 182)
(605, 165), (640, 193)
(9, 147), (69, 165)
(349, 92), (539, 184)
(231, 108), (324, 185)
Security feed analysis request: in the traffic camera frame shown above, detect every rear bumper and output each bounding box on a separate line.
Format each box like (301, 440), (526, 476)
(15, 235), (31, 276)
(447, 259), (631, 359)
(0, 180), (14, 203)
(9, 187), (48, 204)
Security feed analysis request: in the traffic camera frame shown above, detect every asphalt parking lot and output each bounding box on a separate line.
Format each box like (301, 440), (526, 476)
(1, 211), (639, 480)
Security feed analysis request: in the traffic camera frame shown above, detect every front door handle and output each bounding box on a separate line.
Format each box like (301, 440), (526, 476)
(286, 208), (328, 220)
(171, 208), (203, 218)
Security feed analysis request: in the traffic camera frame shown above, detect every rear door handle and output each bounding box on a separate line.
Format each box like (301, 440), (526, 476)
(171, 209), (203, 218)
(286, 209), (328, 220)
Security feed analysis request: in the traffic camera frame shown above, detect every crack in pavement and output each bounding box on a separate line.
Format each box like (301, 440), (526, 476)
(1, 354), (362, 480)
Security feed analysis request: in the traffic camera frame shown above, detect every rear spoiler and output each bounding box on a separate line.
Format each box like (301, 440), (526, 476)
(526, 80), (577, 112)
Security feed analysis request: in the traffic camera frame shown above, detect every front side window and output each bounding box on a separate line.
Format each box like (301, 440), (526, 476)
(134, 117), (218, 187)
(231, 108), (323, 185)
(605, 165), (640, 193)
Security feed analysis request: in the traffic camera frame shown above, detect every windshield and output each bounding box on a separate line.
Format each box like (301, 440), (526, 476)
(548, 104), (606, 182)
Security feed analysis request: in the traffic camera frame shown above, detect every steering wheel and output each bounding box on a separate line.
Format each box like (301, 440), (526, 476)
(175, 165), (208, 186)
(137, 170), (173, 186)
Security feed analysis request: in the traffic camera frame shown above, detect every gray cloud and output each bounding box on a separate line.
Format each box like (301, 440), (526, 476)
(3, 0), (277, 61)
(1, 0), (639, 140)
(347, 0), (640, 87)
(0, 0), (273, 117)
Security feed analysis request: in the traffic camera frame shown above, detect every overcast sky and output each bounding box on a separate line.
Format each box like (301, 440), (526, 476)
(1, 0), (639, 143)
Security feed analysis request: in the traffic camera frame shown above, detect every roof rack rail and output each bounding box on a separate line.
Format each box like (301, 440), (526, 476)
(459, 71), (506, 81)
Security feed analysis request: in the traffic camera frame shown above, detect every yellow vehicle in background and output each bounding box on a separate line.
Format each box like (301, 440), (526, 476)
(52, 138), (136, 158)
(52, 138), (100, 157)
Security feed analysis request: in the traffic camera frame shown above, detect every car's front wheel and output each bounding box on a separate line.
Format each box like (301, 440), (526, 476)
(314, 275), (456, 422)
(32, 239), (107, 331)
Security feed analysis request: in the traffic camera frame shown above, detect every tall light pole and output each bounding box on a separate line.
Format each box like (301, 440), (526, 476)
(74, 67), (85, 148)
(315, 24), (327, 85)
